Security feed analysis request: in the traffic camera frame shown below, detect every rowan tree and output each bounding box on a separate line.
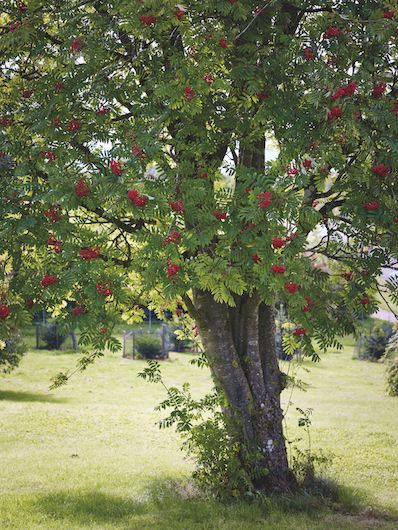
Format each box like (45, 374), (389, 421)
(1, 0), (398, 492)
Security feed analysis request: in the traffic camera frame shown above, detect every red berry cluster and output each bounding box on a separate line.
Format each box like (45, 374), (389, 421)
(40, 274), (58, 287)
(257, 191), (272, 209)
(323, 26), (341, 39)
(40, 150), (56, 162)
(272, 237), (286, 249)
(75, 178), (90, 198)
(70, 37), (85, 53)
(48, 236), (62, 254)
(303, 47), (314, 61)
(110, 160), (122, 175)
(169, 199), (184, 213)
(131, 144), (145, 159)
(293, 327), (306, 336)
(372, 163), (390, 178)
(70, 305), (86, 316)
(252, 253), (261, 263)
(372, 82), (387, 98)
(44, 207), (61, 222)
(0, 304), (11, 320)
(96, 281), (112, 297)
(284, 281), (300, 294)
(127, 189), (148, 207)
(184, 86), (196, 100)
(68, 118), (81, 133)
(331, 81), (357, 101)
(140, 15), (157, 26)
(271, 265), (286, 274)
(203, 73), (214, 85)
(167, 263), (181, 279)
(363, 200), (378, 211)
(164, 230), (182, 245)
(0, 116), (12, 127)
(303, 296), (313, 312)
(22, 88), (34, 99)
(80, 247), (101, 260)
(212, 210), (228, 221)
(327, 106), (342, 120)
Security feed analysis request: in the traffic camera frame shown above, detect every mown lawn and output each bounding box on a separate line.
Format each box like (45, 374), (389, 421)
(0, 338), (397, 529)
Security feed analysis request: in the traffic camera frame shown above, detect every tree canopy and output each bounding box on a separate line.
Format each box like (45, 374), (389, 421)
(1, 0), (398, 379)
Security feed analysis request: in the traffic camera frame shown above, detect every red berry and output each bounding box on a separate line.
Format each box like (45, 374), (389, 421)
(372, 82), (387, 98)
(293, 327), (306, 336)
(284, 282), (300, 294)
(212, 210), (228, 221)
(167, 263), (181, 279)
(169, 199), (185, 213)
(363, 200), (379, 211)
(257, 191), (272, 209)
(303, 159), (312, 169)
(68, 118), (81, 133)
(256, 91), (268, 101)
(54, 81), (64, 92)
(219, 37), (228, 49)
(303, 296), (313, 312)
(22, 89), (33, 99)
(372, 163), (390, 178)
(96, 281), (112, 297)
(140, 15), (157, 26)
(164, 230), (182, 245)
(18, 2), (27, 12)
(303, 47), (314, 61)
(74, 178), (90, 198)
(109, 159), (122, 175)
(99, 327), (108, 335)
(327, 106), (343, 120)
(323, 26), (341, 39)
(287, 167), (299, 176)
(44, 207), (61, 222)
(131, 144), (145, 159)
(40, 274), (58, 287)
(203, 73), (214, 85)
(394, 216), (398, 223)
(70, 305), (86, 316)
(97, 105), (109, 115)
(184, 86), (196, 101)
(360, 296), (370, 306)
(0, 116), (12, 127)
(0, 304), (11, 320)
(252, 254), (261, 263)
(272, 237), (286, 249)
(9, 21), (21, 33)
(52, 116), (61, 128)
(342, 271), (353, 281)
(127, 189), (148, 207)
(70, 37), (85, 53)
(383, 10), (395, 19)
(271, 265), (286, 274)
(80, 247), (101, 260)
(40, 150), (56, 162)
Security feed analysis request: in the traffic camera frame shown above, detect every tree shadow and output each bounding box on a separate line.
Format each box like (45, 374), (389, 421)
(0, 390), (66, 403)
(32, 479), (398, 529)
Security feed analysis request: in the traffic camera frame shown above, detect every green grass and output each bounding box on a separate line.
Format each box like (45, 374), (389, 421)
(0, 342), (398, 529)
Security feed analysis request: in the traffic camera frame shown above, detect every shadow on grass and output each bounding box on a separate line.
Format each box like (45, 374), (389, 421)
(32, 479), (398, 529)
(0, 390), (66, 403)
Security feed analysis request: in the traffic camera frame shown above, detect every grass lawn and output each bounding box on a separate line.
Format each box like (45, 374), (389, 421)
(0, 338), (397, 529)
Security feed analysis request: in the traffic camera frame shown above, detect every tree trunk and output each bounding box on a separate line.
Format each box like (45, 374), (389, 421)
(191, 289), (295, 493)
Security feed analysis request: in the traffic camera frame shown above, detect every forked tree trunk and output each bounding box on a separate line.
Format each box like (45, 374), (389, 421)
(190, 289), (295, 493)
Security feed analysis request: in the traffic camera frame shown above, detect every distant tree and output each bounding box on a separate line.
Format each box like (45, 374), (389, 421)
(1, 0), (398, 492)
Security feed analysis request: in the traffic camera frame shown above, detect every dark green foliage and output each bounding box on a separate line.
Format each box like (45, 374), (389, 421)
(42, 324), (66, 350)
(383, 330), (398, 362)
(386, 358), (398, 397)
(0, 330), (26, 373)
(356, 322), (394, 361)
(135, 334), (163, 359)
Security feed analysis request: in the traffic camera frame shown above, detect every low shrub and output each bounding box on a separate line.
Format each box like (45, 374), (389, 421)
(356, 321), (394, 361)
(0, 330), (26, 373)
(386, 357), (398, 396)
(135, 334), (164, 359)
(384, 330), (398, 362)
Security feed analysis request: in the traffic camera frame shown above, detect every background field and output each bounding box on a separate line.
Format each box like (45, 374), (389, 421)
(0, 337), (397, 529)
